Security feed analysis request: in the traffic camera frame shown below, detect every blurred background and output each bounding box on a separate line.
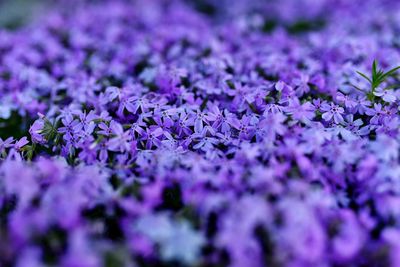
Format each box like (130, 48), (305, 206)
(0, 0), (47, 30)
(0, 0), (397, 35)
(0, 0), (331, 32)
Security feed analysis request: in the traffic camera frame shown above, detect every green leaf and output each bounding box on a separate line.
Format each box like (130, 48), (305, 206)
(372, 60), (378, 78)
(349, 83), (365, 92)
(355, 60), (400, 98)
(41, 118), (60, 142)
(381, 66), (400, 80)
(384, 84), (400, 90)
(356, 71), (372, 84)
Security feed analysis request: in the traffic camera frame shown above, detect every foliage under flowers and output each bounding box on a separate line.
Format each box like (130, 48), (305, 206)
(2, 0), (400, 266)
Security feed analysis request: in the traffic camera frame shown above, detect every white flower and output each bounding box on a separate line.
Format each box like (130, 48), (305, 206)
(135, 213), (204, 264)
(373, 88), (396, 103)
(0, 104), (12, 119)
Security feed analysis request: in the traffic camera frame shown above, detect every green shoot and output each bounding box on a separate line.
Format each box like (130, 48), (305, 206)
(356, 60), (400, 101)
(41, 116), (60, 142)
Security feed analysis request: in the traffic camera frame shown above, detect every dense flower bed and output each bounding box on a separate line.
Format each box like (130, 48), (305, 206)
(1, 0), (400, 266)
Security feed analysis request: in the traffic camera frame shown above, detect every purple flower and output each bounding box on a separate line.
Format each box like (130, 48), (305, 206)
(2, 160), (38, 208)
(126, 95), (151, 114)
(154, 107), (179, 128)
(58, 114), (82, 141)
(227, 115), (257, 140)
(192, 131), (218, 151)
(130, 117), (147, 137)
(61, 229), (100, 267)
(75, 110), (97, 131)
(365, 103), (394, 125)
(193, 111), (209, 134)
(286, 99), (315, 124)
(142, 127), (164, 150)
(205, 104), (232, 133)
(374, 87), (397, 103)
(107, 120), (132, 152)
(14, 137), (29, 151)
(97, 122), (111, 136)
(280, 200), (326, 263)
(354, 96), (371, 115)
(175, 111), (194, 137)
(321, 102), (345, 124)
(0, 137), (14, 156)
(293, 73), (310, 96)
(336, 92), (357, 108)
(105, 86), (120, 102)
(332, 210), (365, 261)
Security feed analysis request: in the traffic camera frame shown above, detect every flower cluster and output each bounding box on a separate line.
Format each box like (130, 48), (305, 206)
(1, 0), (400, 266)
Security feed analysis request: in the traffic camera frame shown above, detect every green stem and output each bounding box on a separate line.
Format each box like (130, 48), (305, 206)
(368, 86), (376, 102)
